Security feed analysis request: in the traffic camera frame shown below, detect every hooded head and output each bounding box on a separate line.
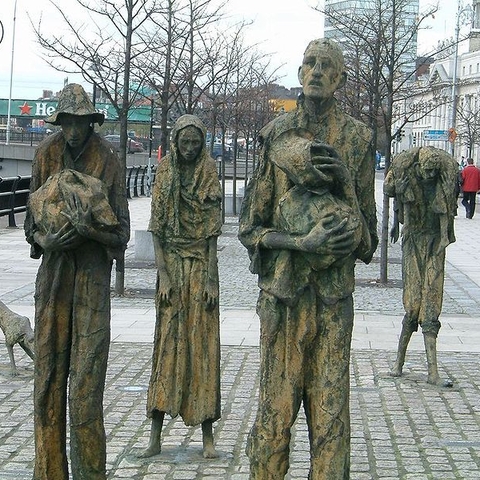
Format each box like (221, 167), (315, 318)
(171, 114), (207, 160)
(45, 83), (104, 126)
(149, 114), (222, 240)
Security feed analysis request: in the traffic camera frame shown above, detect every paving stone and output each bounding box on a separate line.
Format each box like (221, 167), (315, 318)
(2, 185), (480, 478)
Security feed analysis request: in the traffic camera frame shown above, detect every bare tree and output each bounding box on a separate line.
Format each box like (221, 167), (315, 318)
(179, 0), (226, 113)
(456, 93), (480, 158)
(234, 68), (279, 182)
(317, 0), (439, 283)
(216, 45), (278, 215)
(31, 0), (160, 158)
(142, 0), (188, 156)
(142, 0), (230, 156)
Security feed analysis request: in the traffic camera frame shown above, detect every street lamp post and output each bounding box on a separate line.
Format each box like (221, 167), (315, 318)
(6, 0), (18, 146)
(82, 55), (109, 109)
(146, 97), (155, 197)
(450, 0), (473, 158)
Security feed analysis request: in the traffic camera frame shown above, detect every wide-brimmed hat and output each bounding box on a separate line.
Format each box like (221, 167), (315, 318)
(45, 83), (105, 126)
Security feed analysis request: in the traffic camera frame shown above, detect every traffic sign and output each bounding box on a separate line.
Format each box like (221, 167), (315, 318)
(448, 128), (457, 143)
(423, 129), (449, 141)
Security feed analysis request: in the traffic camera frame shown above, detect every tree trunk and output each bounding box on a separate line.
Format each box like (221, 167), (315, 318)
(379, 191), (390, 283)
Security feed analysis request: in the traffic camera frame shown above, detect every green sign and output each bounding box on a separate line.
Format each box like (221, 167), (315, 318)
(0, 98), (151, 123)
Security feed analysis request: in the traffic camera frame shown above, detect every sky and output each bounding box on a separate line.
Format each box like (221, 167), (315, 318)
(0, 0), (462, 100)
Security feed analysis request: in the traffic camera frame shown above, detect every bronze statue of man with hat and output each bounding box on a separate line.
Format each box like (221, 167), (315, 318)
(24, 83), (130, 480)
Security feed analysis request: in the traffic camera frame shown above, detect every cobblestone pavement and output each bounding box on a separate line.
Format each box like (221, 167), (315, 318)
(1, 174), (480, 479)
(1, 345), (480, 479)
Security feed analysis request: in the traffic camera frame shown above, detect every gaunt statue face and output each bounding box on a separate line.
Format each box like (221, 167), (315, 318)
(59, 114), (91, 150)
(177, 126), (203, 164)
(298, 40), (346, 101)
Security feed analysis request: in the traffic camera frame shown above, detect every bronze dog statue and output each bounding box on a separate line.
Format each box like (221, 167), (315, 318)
(0, 300), (34, 376)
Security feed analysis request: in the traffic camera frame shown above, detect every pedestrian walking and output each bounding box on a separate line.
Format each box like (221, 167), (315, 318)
(376, 150), (382, 170)
(461, 158), (480, 218)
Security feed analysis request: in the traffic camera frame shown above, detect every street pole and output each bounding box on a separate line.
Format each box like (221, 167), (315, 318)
(6, 0), (18, 146)
(146, 97), (154, 196)
(450, 12), (460, 158)
(450, 0), (473, 158)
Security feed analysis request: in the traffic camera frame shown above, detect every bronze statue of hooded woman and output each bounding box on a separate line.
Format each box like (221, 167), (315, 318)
(140, 114), (223, 459)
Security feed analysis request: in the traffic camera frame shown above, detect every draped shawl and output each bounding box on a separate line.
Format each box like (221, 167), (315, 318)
(149, 115), (222, 242)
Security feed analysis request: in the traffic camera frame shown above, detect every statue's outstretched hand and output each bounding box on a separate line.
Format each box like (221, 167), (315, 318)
(203, 278), (219, 310)
(61, 192), (93, 238)
(310, 142), (353, 189)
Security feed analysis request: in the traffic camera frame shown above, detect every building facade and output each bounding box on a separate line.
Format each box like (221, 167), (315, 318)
(400, 1), (480, 163)
(324, 0), (419, 77)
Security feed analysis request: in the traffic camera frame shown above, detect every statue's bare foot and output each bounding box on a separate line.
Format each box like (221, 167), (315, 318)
(389, 365), (403, 377)
(137, 444), (161, 458)
(138, 413), (164, 458)
(202, 420), (217, 458)
(428, 376), (453, 388)
(203, 442), (218, 459)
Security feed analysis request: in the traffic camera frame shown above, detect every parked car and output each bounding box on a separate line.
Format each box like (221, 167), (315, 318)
(104, 134), (144, 153)
(211, 143), (233, 162)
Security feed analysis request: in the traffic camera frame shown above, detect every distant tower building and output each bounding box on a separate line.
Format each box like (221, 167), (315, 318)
(324, 0), (420, 78)
(474, 0), (480, 29)
(470, 0), (480, 52)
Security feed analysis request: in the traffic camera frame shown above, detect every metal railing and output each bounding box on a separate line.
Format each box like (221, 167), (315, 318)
(0, 130), (51, 146)
(126, 165), (155, 199)
(0, 175), (31, 227)
(0, 167), (154, 228)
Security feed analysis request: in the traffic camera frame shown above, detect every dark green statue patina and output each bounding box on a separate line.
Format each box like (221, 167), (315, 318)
(239, 38), (378, 480)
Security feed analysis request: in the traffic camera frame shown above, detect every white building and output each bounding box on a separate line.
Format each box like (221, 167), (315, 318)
(402, 1), (480, 163)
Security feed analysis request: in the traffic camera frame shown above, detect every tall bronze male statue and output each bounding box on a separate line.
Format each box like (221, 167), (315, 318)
(24, 83), (130, 480)
(239, 39), (378, 479)
(384, 146), (457, 387)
